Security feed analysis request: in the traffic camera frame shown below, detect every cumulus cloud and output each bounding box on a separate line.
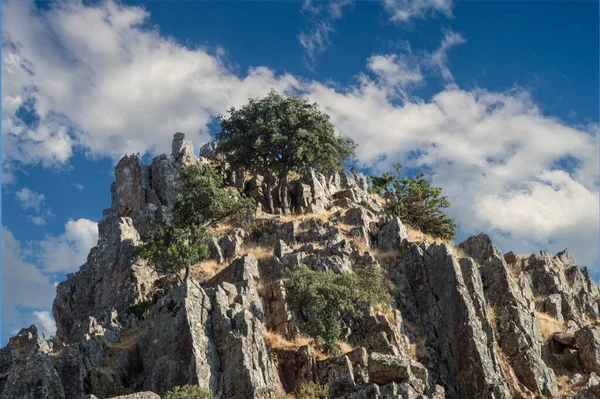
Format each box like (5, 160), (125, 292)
(366, 31), (465, 98)
(2, 227), (57, 339)
(30, 311), (57, 337)
(2, 0), (300, 181)
(2, 219), (98, 340)
(72, 183), (85, 191)
(307, 80), (599, 266)
(383, 0), (453, 23)
(36, 218), (99, 273)
(15, 187), (45, 211)
(2, 0), (598, 274)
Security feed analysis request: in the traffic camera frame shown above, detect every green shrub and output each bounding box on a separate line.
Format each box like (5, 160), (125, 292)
(370, 163), (457, 240)
(284, 264), (391, 354)
(296, 382), (328, 399)
(126, 300), (153, 320)
(163, 385), (214, 399)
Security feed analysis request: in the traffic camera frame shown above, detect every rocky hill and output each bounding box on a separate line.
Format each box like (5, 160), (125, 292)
(2, 133), (600, 399)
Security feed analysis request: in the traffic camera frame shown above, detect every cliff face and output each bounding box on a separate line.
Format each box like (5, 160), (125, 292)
(2, 133), (600, 399)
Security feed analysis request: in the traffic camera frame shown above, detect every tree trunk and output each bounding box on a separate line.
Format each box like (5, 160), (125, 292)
(264, 181), (275, 214)
(184, 264), (191, 281)
(280, 176), (290, 215)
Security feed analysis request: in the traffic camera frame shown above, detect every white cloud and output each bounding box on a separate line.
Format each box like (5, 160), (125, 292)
(2, 0), (598, 274)
(37, 218), (99, 273)
(2, 227), (57, 339)
(30, 311), (57, 337)
(2, 219), (98, 341)
(72, 183), (84, 191)
(306, 79), (599, 267)
(15, 187), (45, 212)
(298, 0), (353, 68)
(14, 187), (55, 225)
(2, 0), (300, 181)
(383, 0), (453, 23)
(366, 31), (465, 98)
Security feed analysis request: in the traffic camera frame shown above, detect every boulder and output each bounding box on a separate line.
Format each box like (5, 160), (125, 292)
(138, 279), (218, 395)
(377, 217), (408, 251)
(575, 326), (600, 373)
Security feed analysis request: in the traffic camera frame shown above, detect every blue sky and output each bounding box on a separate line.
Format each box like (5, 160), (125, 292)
(1, 0), (598, 344)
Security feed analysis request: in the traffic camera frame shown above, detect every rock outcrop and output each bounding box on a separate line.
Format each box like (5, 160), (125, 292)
(4, 133), (600, 399)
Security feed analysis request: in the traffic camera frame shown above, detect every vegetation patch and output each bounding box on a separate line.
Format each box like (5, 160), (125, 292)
(370, 163), (457, 240)
(284, 264), (391, 354)
(164, 385), (214, 399)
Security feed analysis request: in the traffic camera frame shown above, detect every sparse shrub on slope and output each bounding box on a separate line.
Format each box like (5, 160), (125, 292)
(296, 382), (329, 399)
(135, 163), (254, 281)
(216, 89), (356, 214)
(370, 163), (457, 240)
(164, 385), (213, 399)
(284, 264), (391, 354)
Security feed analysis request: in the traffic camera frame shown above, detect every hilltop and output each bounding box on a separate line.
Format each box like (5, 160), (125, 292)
(1, 133), (600, 399)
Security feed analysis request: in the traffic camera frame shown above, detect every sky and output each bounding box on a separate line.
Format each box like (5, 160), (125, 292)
(1, 0), (599, 344)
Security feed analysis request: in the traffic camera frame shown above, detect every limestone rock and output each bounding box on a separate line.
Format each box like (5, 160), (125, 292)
(377, 217), (408, 251)
(199, 140), (218, 159)
(0, 325), (65, 399)
(460, 234), (559, 398)
(172, 132), (196, 165)
(109, 392), (161, 399)
(575, 326), (600, 373)
(53, 216), (157, 343)
(138, 279), (218, 395)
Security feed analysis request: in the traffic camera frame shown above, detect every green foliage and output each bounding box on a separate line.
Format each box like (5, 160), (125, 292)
(163, 385), (214, 399)
(284, 264), (391, 354)
(216, 90), (356, 213)
(295, 382), (329, 399)
(127, 300), (153, 320)
(173, 163), (255, 230)
(135, 225), (209, 278)
(216, 90), (356, 179)
(136, 163), (253, 280)
(370, 163), (457, 240)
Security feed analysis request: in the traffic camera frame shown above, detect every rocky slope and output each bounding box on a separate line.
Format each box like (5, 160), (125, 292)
(2, 133), (600, 399)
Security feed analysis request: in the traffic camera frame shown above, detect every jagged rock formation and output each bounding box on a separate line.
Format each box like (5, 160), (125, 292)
(2, 133), (600, 399)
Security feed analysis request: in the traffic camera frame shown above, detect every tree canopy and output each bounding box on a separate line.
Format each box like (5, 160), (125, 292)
(370, 163), (457, 240)
(215, 89), (356, 213)
(136, 163), (254, 281)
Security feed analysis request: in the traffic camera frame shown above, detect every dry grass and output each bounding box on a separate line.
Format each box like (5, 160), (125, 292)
(536, 311), (566, 341)
(240, 244), (274, 262)
(403, 321), (428, 361)
(372, 248), (402, 267)
(211, 222), (234, 237)
(264, 330), (327, 360)
(191, 259), (224, 281)
(495, 343), (535, 399)
(405, 225), (444, 245)
(276, 208), (336, 224)
(338, 340), (356, 355)
(106, 321), (148, 351)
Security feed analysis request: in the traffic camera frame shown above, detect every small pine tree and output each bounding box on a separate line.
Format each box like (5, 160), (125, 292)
(370, 163), (457, 240)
